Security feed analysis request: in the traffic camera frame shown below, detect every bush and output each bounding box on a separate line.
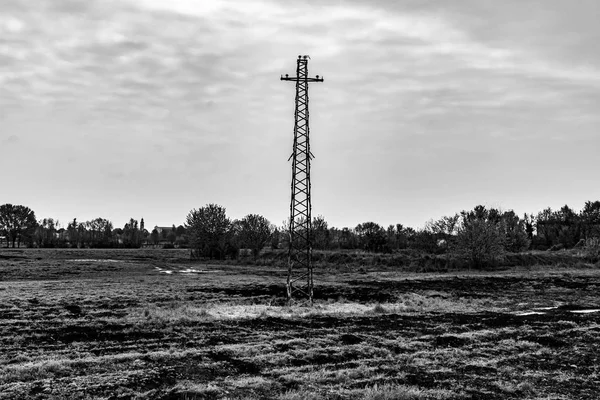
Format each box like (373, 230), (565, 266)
(452, 218), (505, 269)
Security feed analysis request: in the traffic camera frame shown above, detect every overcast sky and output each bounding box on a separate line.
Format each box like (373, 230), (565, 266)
(1, 0), (599, 230)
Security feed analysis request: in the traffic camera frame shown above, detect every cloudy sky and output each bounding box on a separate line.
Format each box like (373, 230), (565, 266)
(1, 0), (599, 230)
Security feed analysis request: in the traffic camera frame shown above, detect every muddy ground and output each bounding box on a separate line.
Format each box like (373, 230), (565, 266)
(0, 248), (599, 399)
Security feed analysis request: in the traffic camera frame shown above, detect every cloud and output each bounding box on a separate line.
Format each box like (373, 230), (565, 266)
(1, 0), (599, 228)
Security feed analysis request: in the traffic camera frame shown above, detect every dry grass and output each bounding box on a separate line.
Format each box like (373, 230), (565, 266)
(1, 248), (599, 399)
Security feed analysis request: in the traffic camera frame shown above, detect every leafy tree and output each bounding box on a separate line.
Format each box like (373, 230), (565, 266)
(167, 224), (177, 245)
(384, 224), (412, 250)
(500, 210), (530, 252)
(523, 213), (535, 241)
(580, 201), (600, 239)
(355, 222), (386, 252)
(408, 229), (439, 253)
(67, 219), (80, 248)
(84, 218), (113, 248)
(271, 227), (281, 249)
(535, 207), (557, 247)
(122, 218), (140, 248)
(452, 206), (505, 268)
(339, 227), (357, 249)
(0, 204), (37, 248)
(77, 223), (86, 248)
(312, 215), (330, 250)
(35, 218), (60, 248)
(384, 224), (412, 252)
(185, 204), (231, 259)
(555, 205), (580, 248)
(150, 228), (159, 246)
(535, 205), (582, 249)
(385, 225), (397, 250)
(238, 214), (273, 259)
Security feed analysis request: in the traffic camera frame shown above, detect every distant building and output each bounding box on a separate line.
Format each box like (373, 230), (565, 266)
(154, 226), (174, 235)
(150, 226), (187, 248)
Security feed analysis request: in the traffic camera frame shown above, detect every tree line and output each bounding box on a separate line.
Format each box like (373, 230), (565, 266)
(0, 205), (191, 249)
(183, 201), (600, 264)
(2, 202), (600, 265)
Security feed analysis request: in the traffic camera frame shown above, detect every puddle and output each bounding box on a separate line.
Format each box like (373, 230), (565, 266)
(515, 305), (600, 316)
(569, 309), (600, 314)
(155, 267), (221, 275)
(515, 311), (546, 316)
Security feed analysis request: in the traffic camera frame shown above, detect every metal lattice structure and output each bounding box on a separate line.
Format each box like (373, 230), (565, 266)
(281, 55), (323, 305)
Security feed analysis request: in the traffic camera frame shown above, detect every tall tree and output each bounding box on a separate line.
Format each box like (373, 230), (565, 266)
(500, 210), (530, 252)
(523, 213), (535, 241)
(238, 214), (273, 259)
(185, 204), (231, 259)
(168, 224), (177, 245)
(355, 222), (386, 252)
(271, 227), (281, 249)
(580, 201), (600, 239)
(339, 227), (357, 249)
(0, 204), (37, 248)
(535, 205), (581, 248)
(535, 207), (557, 247)
(122, 218), (139, 248)
(452, 206), (506, 268)
(35, 218), (59, 248)
(312, 215), (330, 250)
(67, 218), (80, 248)
(150, 228), (159, 246)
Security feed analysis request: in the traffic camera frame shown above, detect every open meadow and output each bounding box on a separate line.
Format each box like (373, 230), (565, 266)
(0, 248), (599, 399)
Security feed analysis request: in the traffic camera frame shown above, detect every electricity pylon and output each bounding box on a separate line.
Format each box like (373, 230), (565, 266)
(281, 55), (323, 305)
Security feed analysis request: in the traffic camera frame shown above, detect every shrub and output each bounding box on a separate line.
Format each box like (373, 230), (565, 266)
(452, 218), (505, 269)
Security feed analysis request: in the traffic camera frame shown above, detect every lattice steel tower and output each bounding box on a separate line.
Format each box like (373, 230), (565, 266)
(281, 55), (323, 305)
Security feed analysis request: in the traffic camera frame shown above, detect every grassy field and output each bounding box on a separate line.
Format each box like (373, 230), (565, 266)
(0, 248), (599, 399)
